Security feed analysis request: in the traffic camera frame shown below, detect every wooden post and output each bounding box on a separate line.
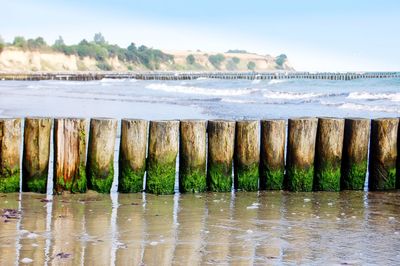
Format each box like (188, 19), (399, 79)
(234, 120), (260, 191)
(87, 118), (118, 193)
(146, 120), (179, 194)
(118, 119), (148, 193)
(260, 119), (286, 190)
(369, 118), (398, 190)
(22, 117), (52, 193)
(179, 120), (207, 193)
(53, 118), (87, 194)
(0, 118), (21, 192)
(285, 117), (318, 192)
(341, 118), (370, 190)
(207, 120), (235, 192)
(314, 118), (345, 191)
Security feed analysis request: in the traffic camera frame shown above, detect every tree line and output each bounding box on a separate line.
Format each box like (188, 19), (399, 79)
(1, 33), (174, 70)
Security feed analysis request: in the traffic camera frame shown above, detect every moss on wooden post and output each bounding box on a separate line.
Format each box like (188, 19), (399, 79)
(22, 117), (52, 193)
(369, 118), (398, 190)
(314, 118), (344, 191)
(234, 120), (260, 191)
(146, 120), (179, 194)
(118, 119), (148, 193)
(260, 119), (286, 190)
(285, 117), (318, 192)
(341, 118), (370, 190)
(0, 118), (21, 192)
(207, 120), (235, 192)
(53, 118), (87, 194)
(179, 120), (207, 193)
(87, 118), (118, 193)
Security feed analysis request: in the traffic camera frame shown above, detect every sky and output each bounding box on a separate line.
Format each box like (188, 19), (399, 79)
(0, 0), (399, 71)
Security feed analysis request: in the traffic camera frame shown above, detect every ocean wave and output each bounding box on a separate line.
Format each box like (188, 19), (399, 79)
(347, 92), (400, 101)
(263, 91), (324, 100)
(221, 98), (256, 104)
(268, 79), (288, 85)
(339, 103), (400, 113)
(251, 79), (261, 84)
(196, 77), (209, 80)
(146, 83), (259, 96)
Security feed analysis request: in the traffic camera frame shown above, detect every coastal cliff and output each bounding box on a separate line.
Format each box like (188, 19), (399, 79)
(0, 47), (293, 72)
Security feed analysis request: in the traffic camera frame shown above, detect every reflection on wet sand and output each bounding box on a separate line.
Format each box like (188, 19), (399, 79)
(1, 191), (400, 265)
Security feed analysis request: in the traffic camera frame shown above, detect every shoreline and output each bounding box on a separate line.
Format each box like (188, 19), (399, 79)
(1, 71), (399, 81)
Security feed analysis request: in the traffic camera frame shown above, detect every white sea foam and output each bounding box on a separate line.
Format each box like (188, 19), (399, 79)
(251, 79), (261, 84)
(146, 83), (258, 96)
(221, 98), (256, 104)
(196, 77), (209, 80)
(339, 103), (400, 113)
(263, 91), (324, 100)
(268, 79), (288, 85)
(347, 92), (400, 101)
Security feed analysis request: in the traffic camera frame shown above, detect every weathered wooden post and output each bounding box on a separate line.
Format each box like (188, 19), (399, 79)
(87, 118), (118, 193)
(369, 118), (398, 190)
(146, 120), (179, 194)
(118, 119), (148, 193)
(234, 120), (260, 191)
(314, 118), (344, 191)
(22, 117), (52, 193)
(285, 117), (318, 192)
(0, 118), (21, 192)
(207, 120), (235, 192)
(260, 119), (286, 190)
(53, 118), (87, 193)
(179, 120), (207, 193)
(341, 118), (370, 190)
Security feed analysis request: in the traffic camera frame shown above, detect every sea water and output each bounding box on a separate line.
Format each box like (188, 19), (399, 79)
(0, 78), (400, 265)
(0, 77), (399, 119)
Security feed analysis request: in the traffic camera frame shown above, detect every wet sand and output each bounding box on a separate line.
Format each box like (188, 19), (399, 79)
(1, 191), (400, 265)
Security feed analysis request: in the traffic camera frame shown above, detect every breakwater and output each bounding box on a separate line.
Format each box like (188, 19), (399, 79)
(0, 117), (399, 194)
(1, 71), (400, 81)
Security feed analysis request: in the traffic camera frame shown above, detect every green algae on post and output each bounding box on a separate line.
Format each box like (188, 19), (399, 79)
(22, 117), (52, 193)
(341, 118), (370, 190)
(87, 118), (118, 193)
(179, 120), (207, 193)
(118, 119), (148, 193)
(285, 117), (318, 192)
(369, 118), (398, 191)
(314, 118), (344, 192)
(0, 118), (21, 193)
(207, 120), (235, 192)
(260, 119), (286, 190)
(234, 120), (260, 191)
(146, 120), (179, 195)
(53, 118), (88, 194)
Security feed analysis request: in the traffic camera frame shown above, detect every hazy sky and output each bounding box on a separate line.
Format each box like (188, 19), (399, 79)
(1, 0), (399, 71)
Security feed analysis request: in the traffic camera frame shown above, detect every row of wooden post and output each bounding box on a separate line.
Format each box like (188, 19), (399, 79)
(0, 117), (398, 194)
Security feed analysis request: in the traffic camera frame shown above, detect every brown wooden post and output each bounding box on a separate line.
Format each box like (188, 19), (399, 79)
(260, 119), (286, 190)
(118, 119), (148, 193)
(53, 118), (87, 193)
(314, 118), (345, 191)
(207, 120), (235, 192)
(146, 120), (179, 194)
(341, 118), (370, 190)
(179, 120), (207, 193)
(0, 118), (21, 192)
(87, 118), (118, 193)
(234, 120), (260, 191)
(369, 118), (398, 190)
(22, 117), (52, 193)
(285, 117), (318, 192)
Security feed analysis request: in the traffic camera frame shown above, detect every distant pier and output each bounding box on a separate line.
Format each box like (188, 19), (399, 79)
(0, 71), (399, 81)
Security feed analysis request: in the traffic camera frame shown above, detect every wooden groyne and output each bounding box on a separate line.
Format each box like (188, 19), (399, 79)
(1, 71), (400, 81)
(1, 116), (400, 194)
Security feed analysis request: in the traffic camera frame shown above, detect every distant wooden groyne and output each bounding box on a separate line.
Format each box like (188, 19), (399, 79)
(0, 117), (399, 194)
(0, 71), (400, 81)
